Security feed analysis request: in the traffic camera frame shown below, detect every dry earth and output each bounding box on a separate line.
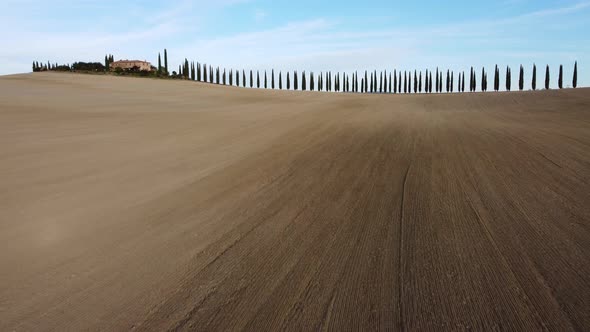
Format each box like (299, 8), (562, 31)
(1, 72), (589, 331)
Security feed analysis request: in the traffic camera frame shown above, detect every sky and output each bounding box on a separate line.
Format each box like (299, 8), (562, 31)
(1, 0), (589, 87)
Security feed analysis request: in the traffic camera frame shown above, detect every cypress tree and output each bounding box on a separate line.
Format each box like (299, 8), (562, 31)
(302, 71), (306, 91)
(506, 67), (511, 91)
(272, 69), (275, 89)
(469, 67), (473, 92)
(279, 71), (283, 90)
(257, 70), (260, 88)
(222, 68), (226, 85)
(573, 61), (577, 88)
(379, 72), (383, 93)
(235, 69), (239, 86)
(250, 70), (253, 88)
(446, 70), (450, 92)
(164, 49), (168, 75)
(414, 70), (418, 93)
(494, 65), (498, 91)
(519, 65), (524, 91)
(393, 70), (397, 94)
(462, 71), (466, 92)
(210, 66), (213, 83)
(229, 69), (233, 86)
(408, 73), (412, 94)
(347, 75), (350, 93)
(419, 72), (422, 93)
(157, 53), (161, 74)
(294, 71), (298, 90)
(558, 64), (563, 89)
(346, 73), (349, 92)
(216, 66), (220, 83)
(334, 73), (337, 92)
(404, 72), (407, 93)
(473, 71), (477, 92)
(545, 65), (550, 89)
(362, 75), (365, 93)
(388, 72), (392, 93)
(451, 71), (454, 93)
(287, 72), (291, 90)
(435, 69), (439, 93)
(481, 68), (485, 91)
(243, 70), (246, 88)
(310, 71), (315, 91)
(203, 64), (208, 83)
(430, 72), (433, 93)
(264, 70), (268, 89)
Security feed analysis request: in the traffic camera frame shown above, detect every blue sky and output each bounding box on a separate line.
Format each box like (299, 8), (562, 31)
(2, 0), (588, 87)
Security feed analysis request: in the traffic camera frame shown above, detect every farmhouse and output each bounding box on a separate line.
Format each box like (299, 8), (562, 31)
(111, 60), (153, 72)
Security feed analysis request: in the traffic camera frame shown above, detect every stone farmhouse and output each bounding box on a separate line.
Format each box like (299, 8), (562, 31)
(111, 60), (153, 72)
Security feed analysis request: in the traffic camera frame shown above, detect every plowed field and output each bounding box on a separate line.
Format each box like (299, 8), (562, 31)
(1, 73), (589, 331)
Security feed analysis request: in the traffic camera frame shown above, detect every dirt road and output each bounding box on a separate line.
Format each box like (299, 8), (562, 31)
(1, 73), (589, 331)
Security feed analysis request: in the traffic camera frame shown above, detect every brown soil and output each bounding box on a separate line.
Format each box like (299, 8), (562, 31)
(1, 72), (589, 331)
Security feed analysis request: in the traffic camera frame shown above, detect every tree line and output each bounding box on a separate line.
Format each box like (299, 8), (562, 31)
(34, 49), (580, 92)
(162, 61), (579, 93)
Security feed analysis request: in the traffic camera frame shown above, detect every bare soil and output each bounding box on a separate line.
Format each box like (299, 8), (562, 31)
(1, 72), (589, 331)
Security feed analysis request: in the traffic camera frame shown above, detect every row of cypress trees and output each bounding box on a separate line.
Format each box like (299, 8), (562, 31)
(166, 60), (579, 93)
(32, 61), (72, 72)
